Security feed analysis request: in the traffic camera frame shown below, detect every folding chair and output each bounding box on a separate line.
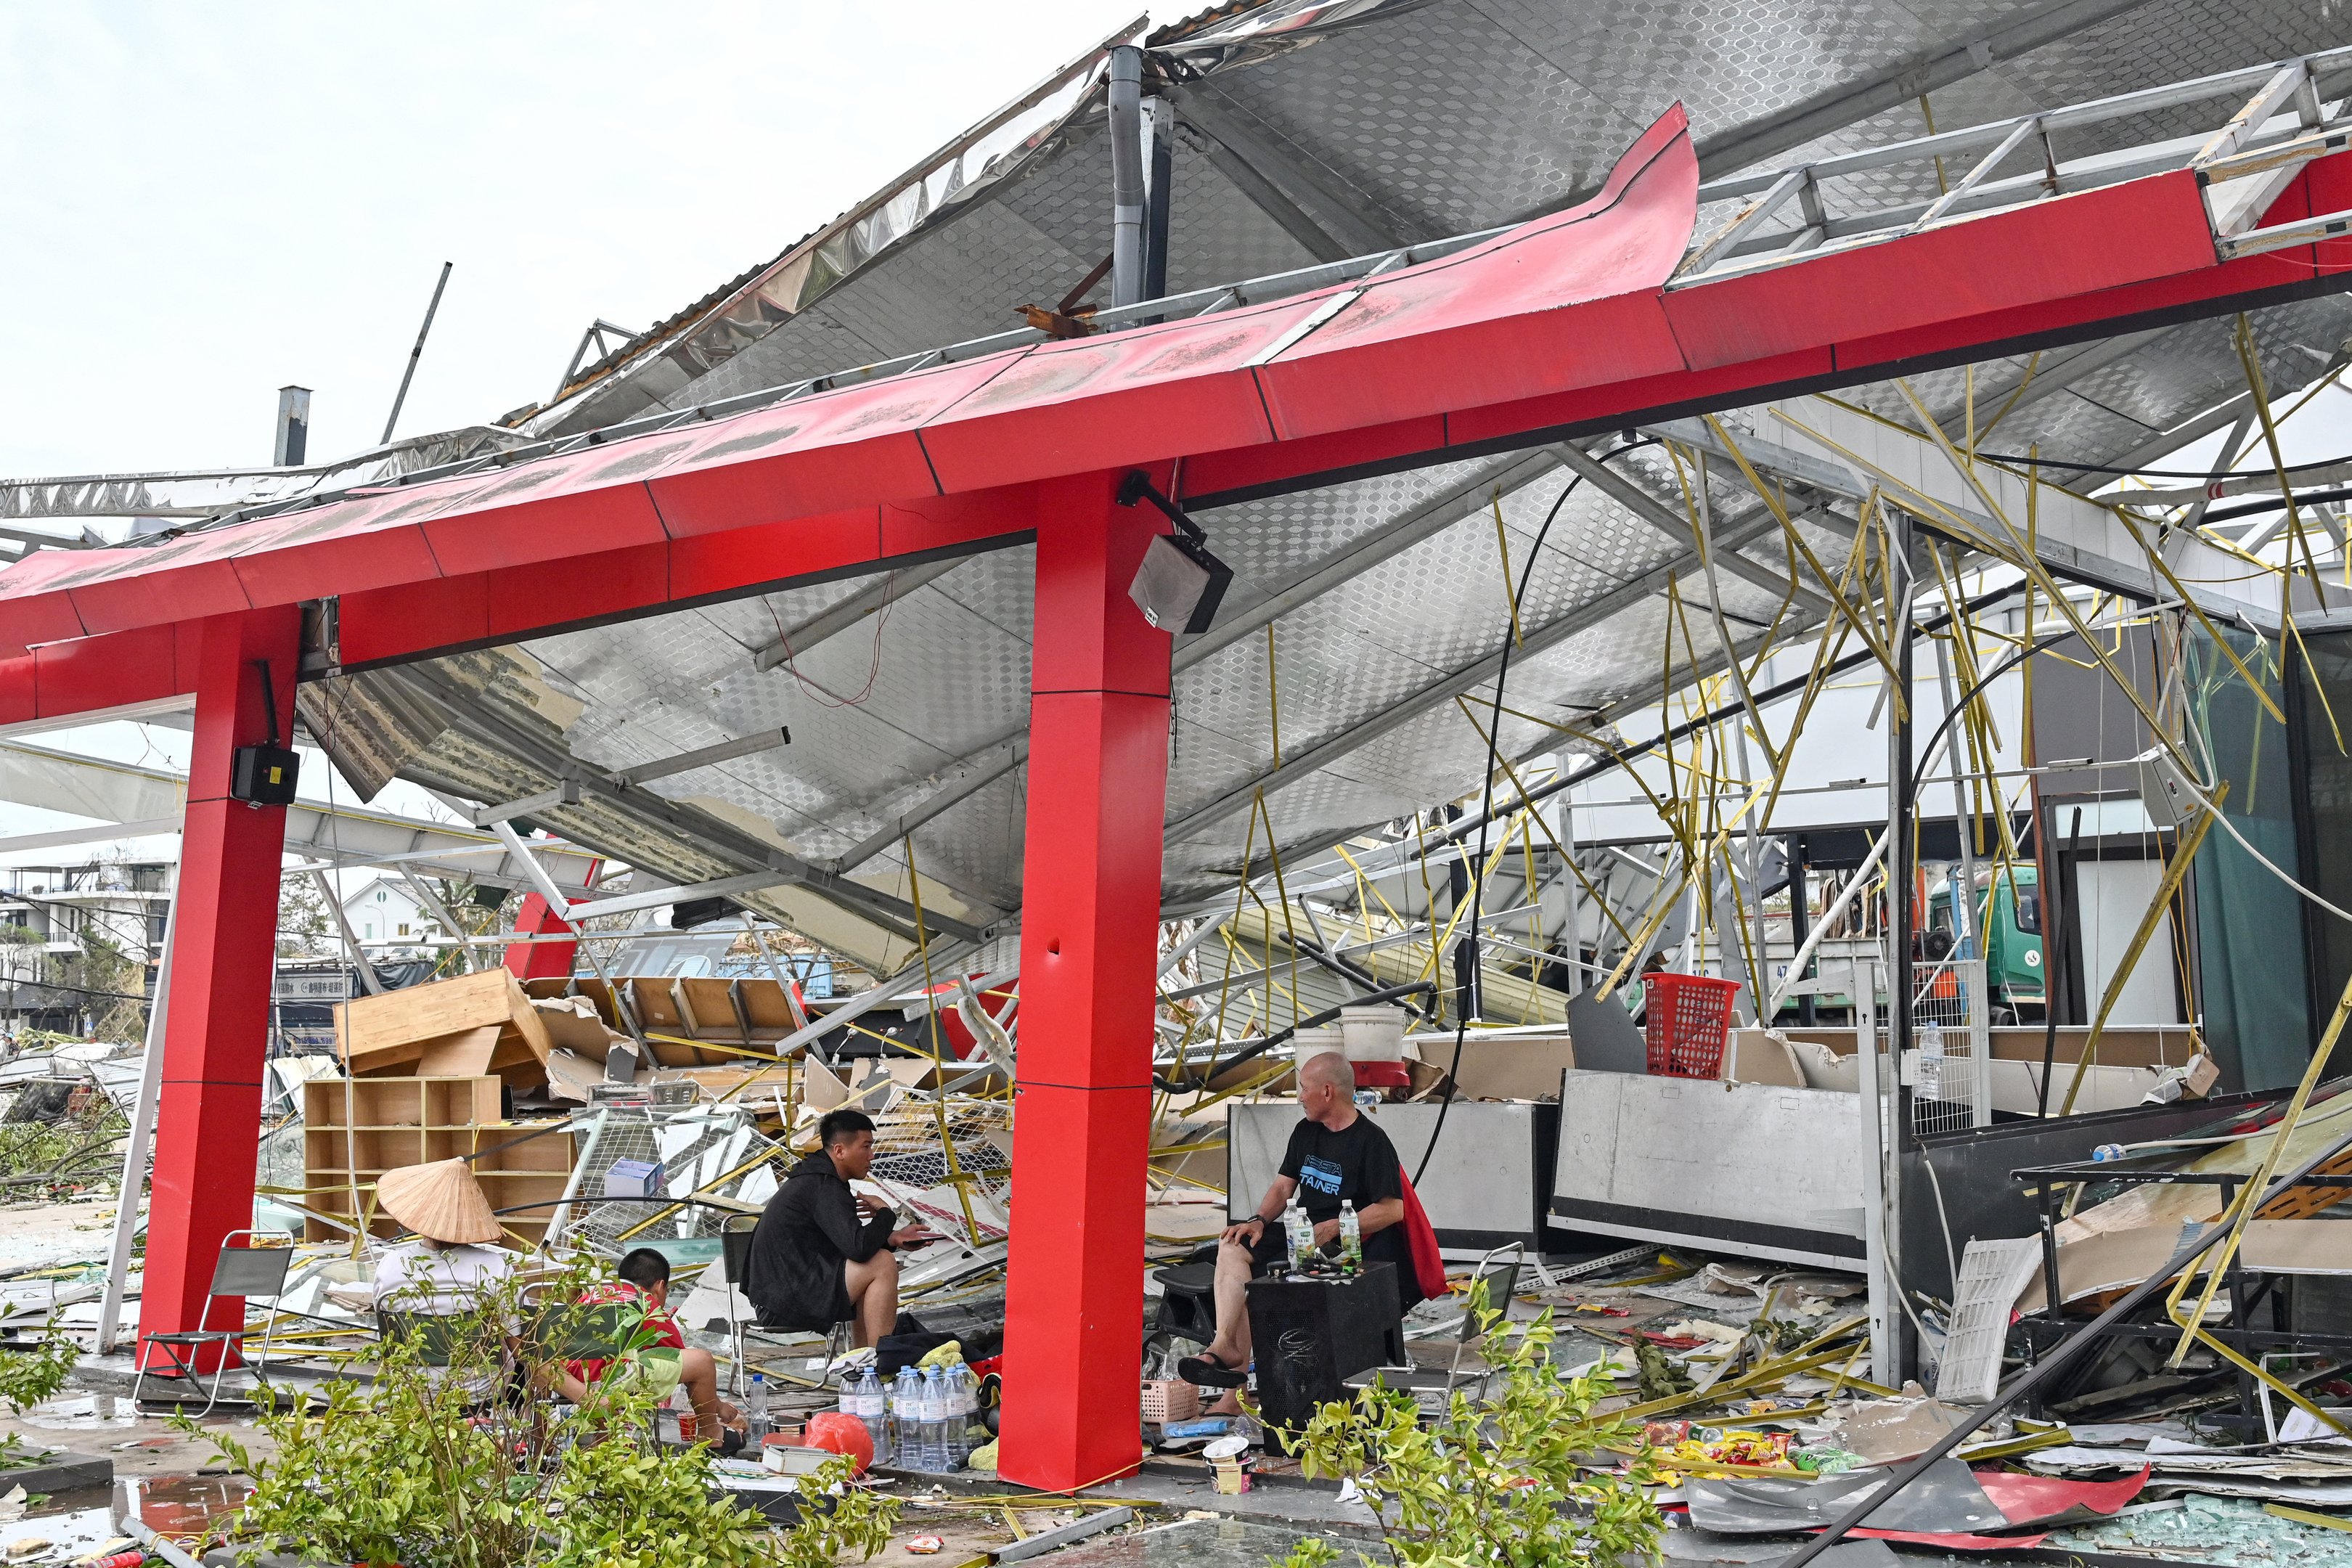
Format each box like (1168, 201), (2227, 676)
(1151, 1242), (1222, 1347)
(721, 1216), (851, 1395)
(1344, 1241), (1525, 1412)
(134, 1231), (295, 1416)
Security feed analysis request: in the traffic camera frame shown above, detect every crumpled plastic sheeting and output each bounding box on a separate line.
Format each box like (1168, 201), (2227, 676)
(2054, 1493), (2352, 1566)
(1685, 1459), (2147, 1551)
(1686, 1458), (2011, 1536)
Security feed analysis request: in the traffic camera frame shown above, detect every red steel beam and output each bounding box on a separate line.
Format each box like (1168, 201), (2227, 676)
(3, 115), (2348, 705)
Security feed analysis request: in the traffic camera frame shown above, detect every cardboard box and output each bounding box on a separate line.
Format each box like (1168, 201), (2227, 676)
(1720, 1030), (1808, 1088)
(603, 1158), (665, 1199)
(1405, 1032), (1575, 1101)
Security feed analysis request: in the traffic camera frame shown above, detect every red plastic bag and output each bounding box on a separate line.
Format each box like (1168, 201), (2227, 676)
(804, 1410), (875, 1474)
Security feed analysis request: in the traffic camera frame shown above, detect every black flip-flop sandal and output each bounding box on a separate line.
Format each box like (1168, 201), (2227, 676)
(1177, 1352), (1248, 1389)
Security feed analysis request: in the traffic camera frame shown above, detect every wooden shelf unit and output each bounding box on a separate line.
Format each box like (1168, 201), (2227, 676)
(303, 1077), (575, 1245)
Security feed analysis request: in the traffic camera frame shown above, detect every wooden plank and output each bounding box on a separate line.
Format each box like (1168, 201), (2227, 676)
(337, 969), (515, 1064)
(414, 1026), (501, 1078)
(738, 977), (799, 1035)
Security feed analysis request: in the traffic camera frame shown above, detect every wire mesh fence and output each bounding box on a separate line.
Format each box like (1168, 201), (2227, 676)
(1908, 957), (1990, 1135)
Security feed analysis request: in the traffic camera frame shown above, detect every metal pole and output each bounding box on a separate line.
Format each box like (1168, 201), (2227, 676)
(1886, 505), (1917, 1380)
(1143, 95), (1174, 302)
(272, 386), (311, 467)
(381, 261), (452, 446)
(1935, 612), (1992, 1126)
(488, 820), (642, 1055)
(1107, 48), (1147, 309)
(313, 869), (383, 996)
(97, 874), (179, 1355)
(1792, 835), (1816, 1028)
(1558, 765), (1583, 976)
(1853, 959), (1896, 1389)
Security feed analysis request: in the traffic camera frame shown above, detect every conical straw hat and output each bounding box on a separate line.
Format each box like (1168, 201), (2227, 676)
(375, 1159), (502, 1246)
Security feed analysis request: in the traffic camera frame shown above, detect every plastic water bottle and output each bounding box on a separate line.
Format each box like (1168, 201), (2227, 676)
(944, 1356), (972, 1463)
(857, 1368), (889, 1463)
(923, 1366), (950, 1469)
(922, 1363), (950, 1466)
(1283, 1197), (1314, 1272)
(1917, 1023), (1945, 1102)
(891, 1367), (920, 1466)
(2092, 1143), (2128, 1162)
(1339, 1200), (1362, 1275)
(745, 1372), (769, 1442)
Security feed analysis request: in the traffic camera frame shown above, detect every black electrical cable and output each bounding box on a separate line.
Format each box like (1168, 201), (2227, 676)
(1413, 438), (1657, 1188)
(1967, 449), (2352, 480)
(2200, 485), (2352, 526)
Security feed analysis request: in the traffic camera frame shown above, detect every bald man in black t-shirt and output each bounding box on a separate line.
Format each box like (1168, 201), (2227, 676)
(1178, 1051), (1416, 1388)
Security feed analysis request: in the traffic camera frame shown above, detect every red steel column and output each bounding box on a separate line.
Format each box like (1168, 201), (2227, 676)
(999, 471), (1172, 1491)
(142, 608), (301, 1366)
(502, 892), (579, 980)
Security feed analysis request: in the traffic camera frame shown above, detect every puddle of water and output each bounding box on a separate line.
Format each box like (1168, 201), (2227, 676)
(15, 1396), (138, 1433)
(123, 1473), (253, 1541)
(0, 1502), (123, 1560)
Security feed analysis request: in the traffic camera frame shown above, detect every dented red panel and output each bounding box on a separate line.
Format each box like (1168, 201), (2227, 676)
(338, 574), (491, 667)
(880, 489), (1039, 558)
(66, 527), (261, 634)
(650, 358), (1014, 536)
(416, 444), (677, 576)
(0, 656), (30, 727)
(33, 624), (183, 719)
(1254, 106), (1699, 439)
(917, 298), (1325, 491)
(226, 492), (445, 605)
(1445, 346), (1837, 450)
(667, 507), (887, 602)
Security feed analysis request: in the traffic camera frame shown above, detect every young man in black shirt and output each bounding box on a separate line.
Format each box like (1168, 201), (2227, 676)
(745, 1109), (934, 1346)
(1178, 1051), (1417, 1387)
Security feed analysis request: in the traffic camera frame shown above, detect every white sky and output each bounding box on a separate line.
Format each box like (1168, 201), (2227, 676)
(0, 1), (1148, 478)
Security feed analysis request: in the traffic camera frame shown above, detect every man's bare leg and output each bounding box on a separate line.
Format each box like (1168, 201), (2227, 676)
(844, 1251), (900, 1347)
(678, 1347), (741, 1435)
(1201, 1239), (1256, 1369)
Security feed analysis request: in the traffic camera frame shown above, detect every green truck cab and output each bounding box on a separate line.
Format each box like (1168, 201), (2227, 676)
(1927, 865), (2046, 1021)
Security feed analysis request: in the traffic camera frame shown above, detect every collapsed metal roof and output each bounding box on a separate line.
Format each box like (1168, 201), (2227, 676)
(20, 0), (2352, 979)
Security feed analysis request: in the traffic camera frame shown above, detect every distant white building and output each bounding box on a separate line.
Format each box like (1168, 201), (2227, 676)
(338, 876), (442, 952)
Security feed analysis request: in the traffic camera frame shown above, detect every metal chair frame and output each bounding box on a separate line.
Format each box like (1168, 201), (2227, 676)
(134, 1230), (294, 1416)
(720, 1215), (852, 1395)
(1345, 1241), (1526, 1410)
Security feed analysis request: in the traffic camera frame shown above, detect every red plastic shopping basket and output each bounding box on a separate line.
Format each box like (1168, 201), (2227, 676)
(1642, 973), (1741, 1077)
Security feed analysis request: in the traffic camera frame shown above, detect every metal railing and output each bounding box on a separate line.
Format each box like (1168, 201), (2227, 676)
(1679, 48), (2352, 282)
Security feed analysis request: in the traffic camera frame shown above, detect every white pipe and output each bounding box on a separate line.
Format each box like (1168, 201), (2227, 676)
(1765, 826), (1890, 1018)
(97, 875), (178, 1355)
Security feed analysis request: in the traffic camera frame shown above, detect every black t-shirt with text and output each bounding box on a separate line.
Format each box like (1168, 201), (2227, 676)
(1277, 1112), (1417, 1303)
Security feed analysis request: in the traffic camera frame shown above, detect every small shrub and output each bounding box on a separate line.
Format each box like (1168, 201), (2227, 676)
(1278, 1292), (1662, 1568)
(174, 1259), (899, 1568)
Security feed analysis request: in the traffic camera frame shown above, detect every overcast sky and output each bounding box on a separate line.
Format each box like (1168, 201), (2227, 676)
(0, 1), (1148, 478)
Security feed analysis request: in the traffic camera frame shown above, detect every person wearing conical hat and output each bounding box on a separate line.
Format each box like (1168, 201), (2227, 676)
(370, 1158), (518, 1313)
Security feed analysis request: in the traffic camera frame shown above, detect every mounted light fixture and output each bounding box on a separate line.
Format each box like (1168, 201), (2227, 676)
(1118, 470), (1232, 634)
